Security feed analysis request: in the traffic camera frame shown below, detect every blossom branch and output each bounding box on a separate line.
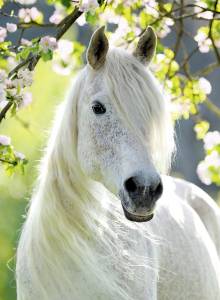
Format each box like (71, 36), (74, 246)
(0, 7), (83, 123)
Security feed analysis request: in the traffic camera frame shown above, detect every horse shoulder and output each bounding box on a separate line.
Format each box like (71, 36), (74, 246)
(167, 176), (220, 256)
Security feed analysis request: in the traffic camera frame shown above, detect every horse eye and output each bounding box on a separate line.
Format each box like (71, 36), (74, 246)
(92, 101), (106, 115)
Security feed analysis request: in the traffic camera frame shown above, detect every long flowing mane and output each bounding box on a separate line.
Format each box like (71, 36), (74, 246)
(16, 48), (174, 300)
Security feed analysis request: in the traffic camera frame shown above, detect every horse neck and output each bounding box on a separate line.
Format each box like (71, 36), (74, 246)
(22, 146), (147, 300)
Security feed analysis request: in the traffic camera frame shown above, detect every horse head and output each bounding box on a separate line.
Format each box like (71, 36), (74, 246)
(77, 26), (170, 222)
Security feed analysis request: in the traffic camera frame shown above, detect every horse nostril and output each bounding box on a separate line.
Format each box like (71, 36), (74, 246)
(150, 180), (163, 201)
(124, 177), (138, 193)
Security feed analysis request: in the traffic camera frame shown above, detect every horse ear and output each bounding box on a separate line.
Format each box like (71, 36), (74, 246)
(133, 26), (157, 65)
(87, 26), (109, 70)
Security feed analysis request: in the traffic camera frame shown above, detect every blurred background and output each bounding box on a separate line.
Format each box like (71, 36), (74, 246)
(0, 1), (220, 299)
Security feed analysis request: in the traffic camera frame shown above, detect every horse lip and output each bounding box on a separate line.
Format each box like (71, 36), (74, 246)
(121, 203), (154, 223)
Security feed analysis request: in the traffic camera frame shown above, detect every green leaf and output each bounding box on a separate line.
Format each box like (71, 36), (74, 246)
(194, 121), (210, 140)
(163, 3), (172, 12)
(61, 0), (71, 7)
(41, 50), (53, 61)
(85, 11), (97, 25)
(10, 103), (17, 117)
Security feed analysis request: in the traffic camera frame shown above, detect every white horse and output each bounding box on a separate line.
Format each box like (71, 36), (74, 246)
(16, 26), (220, 300)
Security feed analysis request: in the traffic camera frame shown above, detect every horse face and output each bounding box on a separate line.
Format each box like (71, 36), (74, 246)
(77, 27), (163, 222)
(77, 87), (163, 222)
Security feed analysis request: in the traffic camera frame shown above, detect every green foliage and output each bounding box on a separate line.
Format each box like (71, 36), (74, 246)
(194, 121), (210, 140)
(0, 41), (12, 58)
(17, 40), (40, 61)
(0, 144), (28, 175)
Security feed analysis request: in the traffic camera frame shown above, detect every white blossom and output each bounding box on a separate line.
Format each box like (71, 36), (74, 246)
(157, 25), (171, 38)
(197, 160), (212, 185)
(14, 151), (26, 160)
(0, 27), (7, 43)
(17, 69), (33, 87)
(194, 1), (213, 20)
(0, 135), (11, 146)
(204, 131), (220, 150)
(76, 14), (86, 26)
(170, 100), (191, 117)
(79, 0), (99, 12)
(52, 39), (74, 76)
(18, 7), (41, 23)
(57, 39), (73, 61)
(100, 8), (120, 24)
(109, 18), (130, 45)
(5, 78), (16, 91)
(7, 57), (17, 71)
(205, 150), (220, 167)
(40, 36), (57, 53)
(164, 18), (174, 27)
(6, 23), (17, 33)
(198, 77), (212, 95)
(49, 9), (63, 24)
(143, 0), (159, 18)
(194, 31), (211, 53)
(215, 39), (220, 48)
(20, 91), (32, 108)
(21, 38), (32, 46)
(197, 151), (220, 185)
(5, 79), (20, 98)
(52, 60), (75, 76)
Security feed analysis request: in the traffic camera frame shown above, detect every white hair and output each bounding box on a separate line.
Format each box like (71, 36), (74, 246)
(16, 48), (175, 300)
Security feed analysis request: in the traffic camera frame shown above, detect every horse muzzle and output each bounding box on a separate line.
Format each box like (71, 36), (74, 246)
(119, 175), (163, 222)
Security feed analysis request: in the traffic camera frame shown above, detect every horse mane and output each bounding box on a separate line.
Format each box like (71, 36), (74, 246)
(16, 48), (174, 300)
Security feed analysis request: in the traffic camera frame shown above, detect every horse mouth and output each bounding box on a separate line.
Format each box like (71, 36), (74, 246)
(121, 204), (154, 222)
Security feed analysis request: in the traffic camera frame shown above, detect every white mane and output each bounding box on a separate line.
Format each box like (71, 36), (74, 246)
(16, 48), (175, 300)
(102, 48), (175, 172)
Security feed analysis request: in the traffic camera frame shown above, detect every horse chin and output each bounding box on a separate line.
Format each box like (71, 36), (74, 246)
(121, 205), (154, 222)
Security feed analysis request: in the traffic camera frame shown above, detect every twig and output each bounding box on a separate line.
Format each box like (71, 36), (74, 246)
(18, 22), (56, 29)
(179, 45), (199, 70)
(0, 158), (17, 166)
(16, 28), (25, 49)
(0, 10), (19, 18)
(194, 62), (220, 77)
(203, 98), (220, 118)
